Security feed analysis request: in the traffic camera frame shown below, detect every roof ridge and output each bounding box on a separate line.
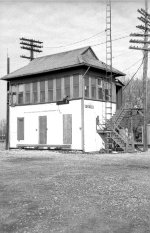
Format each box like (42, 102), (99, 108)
(34, 46), (91, 60)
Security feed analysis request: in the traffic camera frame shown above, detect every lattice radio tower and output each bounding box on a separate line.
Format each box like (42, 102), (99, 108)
(105, 0), (113, 119)
(105, 0), (113, 152)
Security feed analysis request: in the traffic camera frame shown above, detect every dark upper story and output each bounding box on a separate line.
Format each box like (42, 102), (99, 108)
(1, 46), (125, 106)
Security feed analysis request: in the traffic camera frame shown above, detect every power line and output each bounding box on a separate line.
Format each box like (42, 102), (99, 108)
(44, 34), (129, 50)
(112, 50), (135, 59)
(123, 58), (144, 91)
(45, 30), (105, 49)
(122, 57), (143, 72)
(92, 35), (129, 47)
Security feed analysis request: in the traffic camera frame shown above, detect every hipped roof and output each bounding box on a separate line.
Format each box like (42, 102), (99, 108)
(2, 46), (125, 80)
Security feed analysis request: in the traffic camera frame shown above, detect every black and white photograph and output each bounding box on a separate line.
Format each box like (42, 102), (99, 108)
(0, 0), (150, 232)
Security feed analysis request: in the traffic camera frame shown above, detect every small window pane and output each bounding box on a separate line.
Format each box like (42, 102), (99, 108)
(33, 83), (38, 103)
(98, 78), (103, 100)
(18, 84), (24, 104)
(85, 77), (89, 98)
(98, 88), (103, 100)
(11, 85), (17, 92)
(48, 90), (53, 101)
(48, 80), (53, 89)
(25, 83), (30, 92)
(25, 93), (30, 103)
(33, 93), (38, 103)
(25, 83), (30, 104)
(73, 75), (79, 85)
(98, 79), (102, 87)
(64, 76), (70, 97)
(56, 78), (61, 88)
(18, 84), (23, 92)
(11, 85), (17, 105)
(18, 93), (23, 104)
(73, 74), (79, 98)
(40, 81), (45, 91)
(40, 81), (45, 102)
(91, 77), (96, 99)
(56, 78), (61, 101)
(33, 83), (37, 92)
(12, 93), (17, 105)
(40, 91), (45, 102)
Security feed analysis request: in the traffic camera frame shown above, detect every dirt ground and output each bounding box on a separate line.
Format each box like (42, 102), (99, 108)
(0, 146), (150, 233)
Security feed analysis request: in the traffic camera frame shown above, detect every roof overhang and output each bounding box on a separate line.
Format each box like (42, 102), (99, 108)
(1, 63), (125, 81)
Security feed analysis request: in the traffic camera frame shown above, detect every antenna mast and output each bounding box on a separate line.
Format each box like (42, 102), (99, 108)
(105, 0), (113, 152)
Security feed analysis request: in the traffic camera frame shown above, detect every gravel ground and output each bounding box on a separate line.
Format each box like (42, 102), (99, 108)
(0, 147), (150, 233)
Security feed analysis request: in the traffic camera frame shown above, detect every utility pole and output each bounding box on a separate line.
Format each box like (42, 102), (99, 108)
(129, 0), (150, 152)
(20, 38), (43, 61)
(5, 52), (10, 150)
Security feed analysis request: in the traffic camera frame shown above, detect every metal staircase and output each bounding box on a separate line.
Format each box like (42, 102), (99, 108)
(97, 105), (136, 152)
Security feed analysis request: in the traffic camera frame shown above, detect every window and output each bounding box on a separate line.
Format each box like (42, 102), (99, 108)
(73, 74), (79, 98)
(64, 76), (70, 98)
(84, 76), (89, 98)
(25, 83), (30, 104)
(33, 82), (38, 103)
(104, 82), (110, 101)
(18, 84), (24, 104)
(17, 117), (24, 140)
(48, 79), (53, 102)
(98, 78), (103, 100)
(56, 78), (61, 101)
(11, 85), (17, 105)
(91, 77), (96, 99)
(40, 81), (45, 102)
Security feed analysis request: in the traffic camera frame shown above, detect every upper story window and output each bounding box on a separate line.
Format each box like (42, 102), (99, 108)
(73, 74), (79, 98)
(11, 85), (17, 105)
(104, 81), (110, 101)
(84, 76), (89, 98)
(18, 84), (24, 104)
(98, 78), (103, 100)
(91, 77), (96, 99)
(48, 79), (53, 102)
(56, 78), (61, 101)
(25, 83), (30, 104)
(33, 82), (38, 103)
(64, 76), (70, 98)
(40, 81), (45, 102)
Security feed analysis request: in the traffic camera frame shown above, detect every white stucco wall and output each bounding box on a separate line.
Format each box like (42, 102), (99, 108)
(84, 100), (116, 152)
(9, 100), (82, 150)
(9, 99), (116, 152)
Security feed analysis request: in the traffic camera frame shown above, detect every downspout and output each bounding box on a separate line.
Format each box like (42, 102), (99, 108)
(81, 66), (90, 152)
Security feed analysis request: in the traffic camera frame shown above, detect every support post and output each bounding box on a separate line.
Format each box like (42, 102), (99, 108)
(143, 0), (148, 151)
(81, 76), (85, 152)
(5, 55), (10, 150)
(81, 67), (90, 152)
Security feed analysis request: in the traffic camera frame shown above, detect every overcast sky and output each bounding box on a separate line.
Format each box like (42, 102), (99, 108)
(0, 0), (149, 120)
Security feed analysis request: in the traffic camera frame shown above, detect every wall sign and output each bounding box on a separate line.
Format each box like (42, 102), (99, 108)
(85, 104), (94, 109)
